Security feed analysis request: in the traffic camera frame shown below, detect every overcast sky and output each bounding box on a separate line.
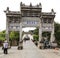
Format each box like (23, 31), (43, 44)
(0, 0), (60, 32)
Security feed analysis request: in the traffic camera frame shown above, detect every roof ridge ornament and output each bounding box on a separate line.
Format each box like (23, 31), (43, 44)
(51, 9), (55, 15)
(7, 7), (9, 11)
(20, 2), (22, 6)
(30, 3), (32, 7)
(39, 3), (42, 8)
(6, 7), (10, 13)
(37, 4), (39, 7)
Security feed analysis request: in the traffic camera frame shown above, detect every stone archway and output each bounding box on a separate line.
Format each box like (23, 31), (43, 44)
(4, 2), (56, 49)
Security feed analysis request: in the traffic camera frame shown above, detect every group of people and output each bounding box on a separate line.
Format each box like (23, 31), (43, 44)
(44, 39), (50, 48)
(41, 38), (51, 49)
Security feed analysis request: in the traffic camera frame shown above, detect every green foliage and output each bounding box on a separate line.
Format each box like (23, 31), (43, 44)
(33, 35), (39, 41)
(0, 30), (6, 41)
(9, 31), (19, 40)
(55, 30), (60, 39)
(42, 32), (51, 41)
(0, 37), (5, 41)
(10, 31), (15, 40)
(54, 23), (60, 45)
(33, 28), (39, 35)
(54, 23), (60, 33)
(33, 28), (39, 41)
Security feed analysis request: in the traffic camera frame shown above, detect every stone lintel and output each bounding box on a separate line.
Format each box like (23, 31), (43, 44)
(21, 9), (41, 12)
(42, 15), (55, 19)
(7, 15), (20, 17)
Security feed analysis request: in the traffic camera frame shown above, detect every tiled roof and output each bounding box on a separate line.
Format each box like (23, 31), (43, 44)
(42, 12), (55, 15)
(7, 11), (21, 15)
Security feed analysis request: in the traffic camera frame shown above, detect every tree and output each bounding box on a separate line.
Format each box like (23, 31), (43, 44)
(9, 31), (19, 46)
(0, 30), (6, 41)
(33, 28), (39, 35)
(33, 35), (39, 41)
(42, 32), (51, 41)
(9, 31), (19, 40)
(0, 30), (6, 46)
(33, 28), (39, 41)
(54, 22), (60, 33)
(55, 30), (60, 45)
(54, 23), (60, 45)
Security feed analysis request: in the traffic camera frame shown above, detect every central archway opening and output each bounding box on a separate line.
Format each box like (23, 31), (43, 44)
(22, 27), (36, 40)
(22, 27), (39, 47)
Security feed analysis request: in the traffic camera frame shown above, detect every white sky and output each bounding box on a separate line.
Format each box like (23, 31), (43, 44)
(0, 0), (60, 31)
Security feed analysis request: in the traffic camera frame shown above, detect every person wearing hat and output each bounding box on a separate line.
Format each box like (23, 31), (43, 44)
(3, 40), (8, 54)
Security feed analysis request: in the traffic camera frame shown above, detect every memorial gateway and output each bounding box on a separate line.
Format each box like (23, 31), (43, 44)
(4, 2), (57, 49)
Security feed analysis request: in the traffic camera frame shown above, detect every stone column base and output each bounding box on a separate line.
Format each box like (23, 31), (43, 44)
(18, 40), (23, 50)
(8, 42), (11, 49)
(34, 41), (38, 46)
(38, 42), (44, 49)
(51, 42), (57, 48)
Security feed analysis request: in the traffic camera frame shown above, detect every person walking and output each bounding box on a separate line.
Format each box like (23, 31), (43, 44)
(3, 40), (8, 54)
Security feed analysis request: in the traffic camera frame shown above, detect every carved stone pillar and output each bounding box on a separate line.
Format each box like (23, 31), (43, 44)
(39, 27), (42, 42)
(6, 17), (9, 42)
(50, 22), (57, 48)
(39, 18), (42, 42)
(6, 30), (9, 43)
(20, 22), (22, 41)
(38, 19), (43, 48)
(6, 17), (10, 48)
(38, 27), (44, 49)
(18, 22), (23, 50)
(50, 30), (55, 42)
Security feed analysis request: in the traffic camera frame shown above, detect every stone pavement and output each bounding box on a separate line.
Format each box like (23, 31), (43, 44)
(0, 40), (60, 58)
